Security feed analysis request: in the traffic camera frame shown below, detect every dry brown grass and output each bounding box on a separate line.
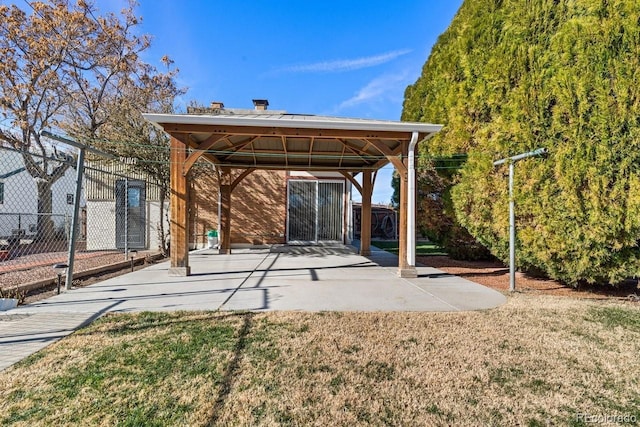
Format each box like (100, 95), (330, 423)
(1, 295), (639, 426)
(216, 296), (640, 426)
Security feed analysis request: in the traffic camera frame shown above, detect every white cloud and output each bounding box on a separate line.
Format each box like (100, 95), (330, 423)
(279, 49), (411, 73)
(337, 70), (411, 111)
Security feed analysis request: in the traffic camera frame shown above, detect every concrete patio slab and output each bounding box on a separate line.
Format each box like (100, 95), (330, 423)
(1, 244), (506, 371)
(7, 245), (506, 314)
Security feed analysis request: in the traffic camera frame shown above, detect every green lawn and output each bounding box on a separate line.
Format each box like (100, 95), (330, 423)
(1, 296), (639, 426)
(371, 240), (447, 256)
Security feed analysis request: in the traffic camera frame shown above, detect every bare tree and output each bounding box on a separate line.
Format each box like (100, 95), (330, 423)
(95, 57), (185, 255)
(0, 0), (166, 240)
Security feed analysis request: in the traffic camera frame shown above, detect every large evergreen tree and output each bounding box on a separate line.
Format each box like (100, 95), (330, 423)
(403, 0), (640, 285)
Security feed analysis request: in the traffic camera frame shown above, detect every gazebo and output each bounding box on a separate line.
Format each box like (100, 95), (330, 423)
(143, 108), (441, 278)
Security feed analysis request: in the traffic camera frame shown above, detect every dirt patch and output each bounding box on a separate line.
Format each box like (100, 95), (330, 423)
(418, 255), (639, 300)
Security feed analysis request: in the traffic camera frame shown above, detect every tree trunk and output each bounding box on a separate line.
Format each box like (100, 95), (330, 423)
(36, 180), (56, 242)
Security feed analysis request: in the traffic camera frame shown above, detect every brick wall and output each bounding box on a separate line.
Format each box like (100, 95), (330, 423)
(189, 170), (287, 248)
(231, 170), (287, 245)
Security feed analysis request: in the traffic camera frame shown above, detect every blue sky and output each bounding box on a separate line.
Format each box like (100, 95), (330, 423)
(130, 1), (462, 118)
(126, 1), (463, 204)
(14, 0), (463, 204)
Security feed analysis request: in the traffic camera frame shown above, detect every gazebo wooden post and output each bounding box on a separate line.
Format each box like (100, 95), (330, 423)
(169, 136), (191, 276)
(398, 142), (417, 278)
(219, 167), (232, 254)
(360, 170), (373, 256)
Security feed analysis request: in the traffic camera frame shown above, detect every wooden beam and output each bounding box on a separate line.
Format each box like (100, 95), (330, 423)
(336, 138), (375, 164)
(218, 167), (232, 254)
(227, 148), (372, 156)
(371, 145), (404, 170)
(162, 123), (416, 140)
(200, 161), (377, 172)
(171, 133), (191, 146)
(251, 139), (257, 166)
(360, 170), (373, 256)
(216, 167), (256, 254)
(220, 136), (260, 160)
(183, 134), (228, 174)
(366, 139), (406, 173)
(282, 136), (288, 167)
(230, 168), (256, 191)
(340, 172), (362, 195)
(169, 136), (190, 276)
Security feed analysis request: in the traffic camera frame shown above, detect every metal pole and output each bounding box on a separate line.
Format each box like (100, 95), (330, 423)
(314, 181), (319, 242)
(217, 186), (222, 243)
(41, 131), (114, 292)
(41, 131), (115, 159)
(65, 148), (85, 290)
(493, 147), (547, 293)
(124, 178), (128, 260)
(509, 162), (515, 292)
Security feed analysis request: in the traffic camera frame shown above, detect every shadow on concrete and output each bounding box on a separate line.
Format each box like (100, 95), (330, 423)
(417, 272), (456, 279)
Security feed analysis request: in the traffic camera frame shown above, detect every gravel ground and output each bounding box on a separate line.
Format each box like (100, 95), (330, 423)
(0, 250), (161, 289)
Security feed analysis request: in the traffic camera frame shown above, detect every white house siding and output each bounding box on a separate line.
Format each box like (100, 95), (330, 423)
(0, 148), (82, 239)
(84, 160), (166, 251)
(85, 200), (167, 251)
(85, 201), (116, 250)
(146, 201), (169, 251)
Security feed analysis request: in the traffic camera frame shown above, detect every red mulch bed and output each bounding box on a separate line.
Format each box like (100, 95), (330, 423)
(417, 255), (639, 301)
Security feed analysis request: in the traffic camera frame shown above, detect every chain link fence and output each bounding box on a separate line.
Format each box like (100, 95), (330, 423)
(0, 144), (166, 293)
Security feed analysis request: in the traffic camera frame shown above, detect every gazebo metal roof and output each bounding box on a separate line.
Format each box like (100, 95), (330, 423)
(143, 112), (442, 171)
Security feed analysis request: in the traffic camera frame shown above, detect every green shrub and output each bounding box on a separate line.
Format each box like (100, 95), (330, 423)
(415, 158), (492, 260)
(403, 0), (640, 285)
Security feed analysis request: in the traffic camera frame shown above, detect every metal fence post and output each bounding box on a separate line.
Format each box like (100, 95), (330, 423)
(124, 177), (129, 260)
(65, 147), (85, 290)
(508, 162), (515, 292)
(41, 131), (114, 291)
